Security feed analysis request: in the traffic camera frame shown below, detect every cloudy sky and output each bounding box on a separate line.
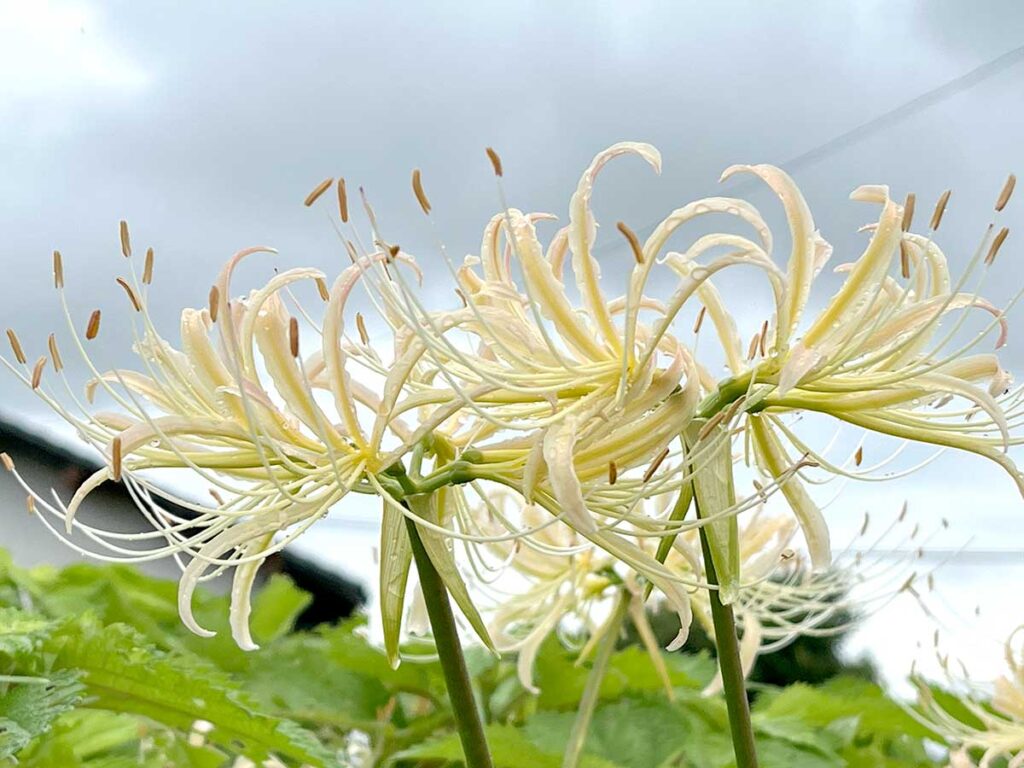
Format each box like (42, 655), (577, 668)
(1, 1), (1022, 687)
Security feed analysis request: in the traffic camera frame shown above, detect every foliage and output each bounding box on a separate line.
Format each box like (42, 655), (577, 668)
(0, 551), (963, 766)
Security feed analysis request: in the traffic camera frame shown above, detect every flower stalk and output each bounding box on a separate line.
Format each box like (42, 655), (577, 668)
(403, 508), (494, 768)
(562, 590), (629, 768)
(697, 494), (759, 768)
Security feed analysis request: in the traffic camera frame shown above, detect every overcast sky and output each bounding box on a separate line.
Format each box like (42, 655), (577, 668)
(1, 1), (1022, 686)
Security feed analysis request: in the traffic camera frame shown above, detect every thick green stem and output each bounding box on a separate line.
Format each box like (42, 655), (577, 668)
(404, 515), (494, 768)
(562, 591), (629, 768)
(697, 516), (759, 768)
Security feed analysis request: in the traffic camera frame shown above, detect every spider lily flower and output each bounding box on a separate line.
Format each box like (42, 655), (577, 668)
(915, 626), (1024, 768)
(1, 230), (452, 651)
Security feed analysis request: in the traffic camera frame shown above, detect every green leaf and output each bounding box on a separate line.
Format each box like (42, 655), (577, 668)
(754, 677), (935, 740)
(0, 609), (53, 657)
(247, 573), (312, 644)
(391, 723), (619, 768)
(38, 619), (337, 766)
(0, 670), (84, 758)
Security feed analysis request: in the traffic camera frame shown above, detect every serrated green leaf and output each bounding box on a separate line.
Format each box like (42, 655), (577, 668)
(36, 619), (337, 766)
(754, 677), (935, 740)
(0, 670), (84, 758)
(0, 608), (53, 657)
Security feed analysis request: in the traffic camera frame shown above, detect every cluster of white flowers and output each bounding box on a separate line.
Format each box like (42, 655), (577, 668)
(2, 144), (1017, 689)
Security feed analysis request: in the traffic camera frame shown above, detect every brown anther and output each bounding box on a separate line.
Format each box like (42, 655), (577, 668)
(854, 446), (863, 466)
(110, 436), (122, 482)
(0, 452), (13, 471)
(143, 248), (154, 284)
(53, 250), (64, 288)
(641, 446), (670, 484)
(304, 177), (334, 207)
(485, 147), (503, 177)
(337, 178), (349, 223)
(26, 495), (35, 514)
(697, 409), (728, 442)
(758, 319), (768, 358)
(616, 221), (644, 264)
(900, 240), (911, 279)
(901, 192), (916, 231)
(6, 329), (26, 364)
(985, 226), (1009, 265)
(115, 278), (142, 311)
(455, 288), (468, 307)
(608, 461), (618, 485)
(930, 189), (951, 230)
(355, 312), (370, 345)
(30, 356), (46, 390)
(209, 488), (225, 505)
(388, 244), (400, 261)
(315, 277), (330, 302)
(412, 169), (431, 214)
(746, 331), (760, 361)
(996, 173), (1016, 212)
(780, 548), (795, 561)
(692, 306), (706, 334)
(48, 333), (63, 372)
(289, 316), (300, 358)
(85, 310), (101, 340)
(119, 220), (131, 258)
(208, 285), (220, 322)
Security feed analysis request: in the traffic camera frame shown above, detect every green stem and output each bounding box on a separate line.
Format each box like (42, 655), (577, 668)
(562, 591), (629, 768)
(697, 517), (759, 768)
(404, 515), (494, 768)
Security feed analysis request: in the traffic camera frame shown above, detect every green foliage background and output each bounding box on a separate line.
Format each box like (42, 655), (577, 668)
(0, 551), (960, 767)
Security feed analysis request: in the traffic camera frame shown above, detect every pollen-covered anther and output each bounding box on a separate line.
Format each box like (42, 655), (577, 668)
(303, 177), (333, 207)
(337, 178), (349, 223)
(746, 331), (760, 361)
(485, 146), (503, 177)
(47, 334), (62, 372)
(30, 356), (46, 389)
(995, 173), (1016, 212)
(355, 312), (370, 345)
(52, 250), (64, 288)
(412, 169), (431, 214)
(26, 495), (35, 514)
(143, 248), (154, 284)
(315, 277), (330, 302)
(115, 278), (142, 311)
(111, 435), (122, 482)
(208, 286), (220, 322)
(854, 446), (863, 466)
(0, 453), (13, 471)
(693, 306), (707, 334)
(85, 310), (101, 340)
(616, 221), (645, 264)
(901, 192), (916, 231)
(608, 461), (618, 485)
(900, 240), (911, 279)
(288, 316), (300, 358)
(6, 329), (26, 364)
(930, 189), (952, 230)
(985, 226), (1009, 265)
(642, 446), (670, 484)
(119, 220), (131, 258)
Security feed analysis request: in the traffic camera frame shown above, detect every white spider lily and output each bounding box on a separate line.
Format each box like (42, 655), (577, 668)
(1, 231), (442, 651)
(915, 626), (1024, 768)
